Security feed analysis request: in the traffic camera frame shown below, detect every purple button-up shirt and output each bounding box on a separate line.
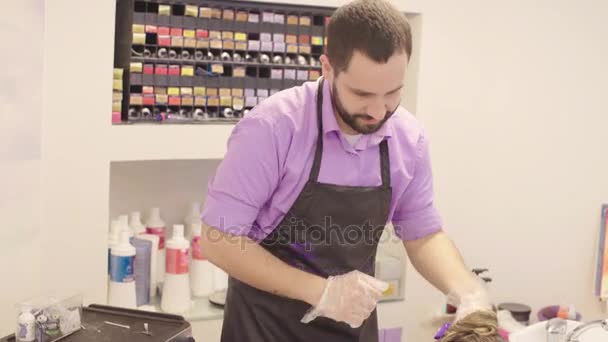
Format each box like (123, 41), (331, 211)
(202, 78), (443, 242)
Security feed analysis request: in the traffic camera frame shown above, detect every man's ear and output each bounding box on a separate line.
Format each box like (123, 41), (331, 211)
(319, 54), (334, 82)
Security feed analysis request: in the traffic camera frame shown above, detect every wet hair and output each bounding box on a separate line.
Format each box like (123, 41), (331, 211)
(439, 311), (506, 342)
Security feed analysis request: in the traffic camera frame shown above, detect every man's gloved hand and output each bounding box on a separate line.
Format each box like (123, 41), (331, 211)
(300, 270), (389, 328)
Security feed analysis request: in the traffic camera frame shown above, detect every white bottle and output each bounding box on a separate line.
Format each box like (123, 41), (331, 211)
(118, 214), (133, 238)
(190, 222), (215, 297)
(146, 208), (166, 283)
(16, 310), (35, 342)
(184, 202), (201, 240)
(108, 230), (137, 308)
(108, 220), (120, 275)
(161, 225), (192, 314)
(129, 211), (146, 235)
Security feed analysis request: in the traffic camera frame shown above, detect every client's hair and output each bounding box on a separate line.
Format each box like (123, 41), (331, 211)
(439, 311), (505, 342)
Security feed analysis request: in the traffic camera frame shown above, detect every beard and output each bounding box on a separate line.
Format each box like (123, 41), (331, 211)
(331, 82), (398, 134)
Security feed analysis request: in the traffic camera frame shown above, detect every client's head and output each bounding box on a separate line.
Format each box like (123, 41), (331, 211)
(439, 311), (506, 342)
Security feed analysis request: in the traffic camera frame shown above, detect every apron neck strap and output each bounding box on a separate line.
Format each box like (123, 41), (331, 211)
(309, 78), (391, 188)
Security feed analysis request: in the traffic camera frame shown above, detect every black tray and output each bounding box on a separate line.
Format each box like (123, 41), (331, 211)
(2, 304), (193, 342)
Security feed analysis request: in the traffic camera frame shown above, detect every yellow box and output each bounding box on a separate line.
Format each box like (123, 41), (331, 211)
(220, 96), (232, 106)
(219, 88), (231, 97)
(235, 32), (247, 41)
(185, 5), (198, 17)
(158, 4), (171, 16)
(222, 31), (234, 40)
(232, 88), (244, 97)
(132, 24), (145, 33)
(112, 101), (122, 112)
(113, 68), (124, 80)
(182, 66), (194, 77)
(206, 88), (218, 96)
(199, 7), (212, 18)
(311, 36), (324, 46)
(194, 87), (206, 96)
(286, 44), (298, 53)
(128, 62), (141, 72)
(183, 29), (195, 38)
(133, 33), (145, 45)
(114, 79), (123, 91)
(168, 87), (180, 96)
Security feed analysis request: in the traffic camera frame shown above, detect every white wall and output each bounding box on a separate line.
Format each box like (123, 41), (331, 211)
(0, 0), (44, 335)
(404, 0), (608, 340)
(4, 0), (607, 340)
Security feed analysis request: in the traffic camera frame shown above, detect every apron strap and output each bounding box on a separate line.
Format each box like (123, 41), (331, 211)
(309, 78), (391, 188)
(309, 78), (325, 183)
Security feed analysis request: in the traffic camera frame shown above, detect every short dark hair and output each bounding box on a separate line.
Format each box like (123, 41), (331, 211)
(326, 0), (413, 72)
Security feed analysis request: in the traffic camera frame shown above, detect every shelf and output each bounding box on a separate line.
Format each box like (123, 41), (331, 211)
(109, 123), (234, 161)
(131, 56), (322, 70)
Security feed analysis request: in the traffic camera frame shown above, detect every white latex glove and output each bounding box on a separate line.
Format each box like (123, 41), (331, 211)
(301, 270), (389, 328)
(447, 278), (493, 322)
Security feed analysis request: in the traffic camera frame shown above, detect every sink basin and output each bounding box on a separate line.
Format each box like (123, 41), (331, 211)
(509, 320), (608, 342)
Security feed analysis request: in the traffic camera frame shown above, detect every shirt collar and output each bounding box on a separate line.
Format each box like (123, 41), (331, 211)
(319, 77), (393, 149)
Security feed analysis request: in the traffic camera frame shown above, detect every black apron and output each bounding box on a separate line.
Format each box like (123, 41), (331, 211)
(220, 78), (393, 342)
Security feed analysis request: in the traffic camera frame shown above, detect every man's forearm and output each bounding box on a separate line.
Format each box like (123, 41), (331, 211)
(403, 231), (482, 297)
(200, 222), (326, 306)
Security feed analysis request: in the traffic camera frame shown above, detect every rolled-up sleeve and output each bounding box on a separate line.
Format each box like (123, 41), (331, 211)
(392, 129), (443, 240)
(201, 116), (280, 236)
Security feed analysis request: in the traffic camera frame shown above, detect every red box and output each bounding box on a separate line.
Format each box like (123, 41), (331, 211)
(112, 112), (122, 124)
(143, 95), (155, 105)
(158, 26), (170, 35)
(158, 36), (171, 46)
(170, 28), (183, 36)
(196, 29), (209, 38)
(299, 35), (310, 44)
(143, 64), (154, 74)
(168, 96), (181, 106)
(155, 65), (168, 75)
(168, 65), (180, 76)
(145, 25), (157, 33)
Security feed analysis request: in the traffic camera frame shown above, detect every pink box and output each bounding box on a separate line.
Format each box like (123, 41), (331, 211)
(168, 65), (180, 76)
(155, 65), (168, 75)
(112, 112), (122, 124)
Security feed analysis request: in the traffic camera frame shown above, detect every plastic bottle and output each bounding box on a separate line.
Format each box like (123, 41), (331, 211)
(108, 220), (120, 275)
(190, 222), (215, 297)
(129, 211), (146, 235)
(146, 208), (166, 283)
(161, 225), (192, 314)
(16, 310), (35, 342)
(118, 214), (133, 238)
(108, 230), (137, 308)
(184, 202), (202, 240)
